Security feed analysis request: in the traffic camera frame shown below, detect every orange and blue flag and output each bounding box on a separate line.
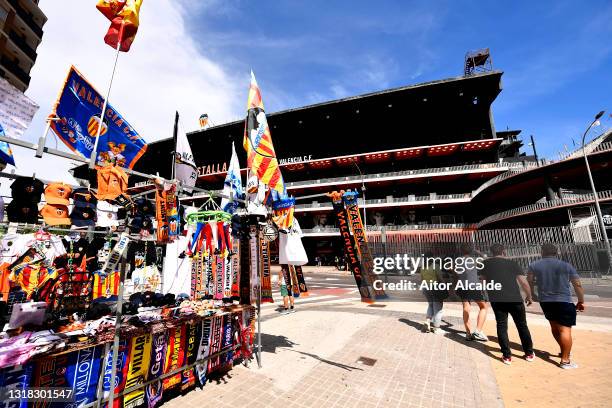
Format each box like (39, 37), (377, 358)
(49, 66), (147, 169)
(243, 72), (285, 194)
(97, 0), (143, 52)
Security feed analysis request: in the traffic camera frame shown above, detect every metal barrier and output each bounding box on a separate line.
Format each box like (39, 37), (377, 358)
(367, 225), (609, 274)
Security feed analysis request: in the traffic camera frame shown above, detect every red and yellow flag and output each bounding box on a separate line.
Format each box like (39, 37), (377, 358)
(243, 72), (285, 194)
(97, 0), (143, 52)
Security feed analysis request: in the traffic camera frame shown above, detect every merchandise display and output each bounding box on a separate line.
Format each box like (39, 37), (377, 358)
(0, 172), (263, 407)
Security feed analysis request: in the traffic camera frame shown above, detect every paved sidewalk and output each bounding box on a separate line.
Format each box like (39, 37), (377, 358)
(166, 303), (503, 408)
(165, 294), (612, 408)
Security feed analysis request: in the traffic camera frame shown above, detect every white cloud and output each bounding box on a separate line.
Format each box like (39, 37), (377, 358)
(3, 0), (241, 195)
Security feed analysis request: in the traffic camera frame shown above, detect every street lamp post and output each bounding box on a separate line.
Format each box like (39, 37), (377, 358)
(351, 159), (367, 233)
(529, 134), (539, 166)
(581, 110), (612, 272)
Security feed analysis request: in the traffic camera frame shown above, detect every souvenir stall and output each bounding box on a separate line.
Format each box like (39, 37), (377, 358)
(0, 3), (307, 405)
(0, 155), (264, 408)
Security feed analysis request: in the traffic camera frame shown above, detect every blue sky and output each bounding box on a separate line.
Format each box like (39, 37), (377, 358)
(183, 0), (612, 158)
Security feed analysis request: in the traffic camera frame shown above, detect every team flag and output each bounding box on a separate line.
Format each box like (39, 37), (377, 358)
(0, 124), (15, 166)
(243, 71), (285, 194)
(174, 118), (198, 193)
(97, 0), (143, 52)
(199, 113), (209, 129)
(220, 142), (243, 214)
(49, 66), (147, 169)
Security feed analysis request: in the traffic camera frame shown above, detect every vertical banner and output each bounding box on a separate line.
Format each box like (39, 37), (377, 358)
(249, 225), (260, 304)
(181, 322), (200, 392)
(207, 315), (224, 373)
(102, 339), (130, 408)
(328, 191), (374, 303)
(239, 234), (251, 304)
(124, 334), (152, 408)
(288, 265), (300, 298)
(195, 317), (212, 387)
(162, 325), (185, 392)
(0, 364), (33, 408)
(294, 266), (309, 297)
(259, 232), (273, 303)
(221, 314), (234, 367)
(231, 237), (241, 300)
(146, 331), (167, 408)
(343, 192), (386, 299)
(31, 354), (70, 408)
(66, 345), (104, 408)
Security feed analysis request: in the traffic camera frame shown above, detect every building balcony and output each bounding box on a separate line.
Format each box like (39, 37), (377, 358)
(477, 190), (612, 228)
(0, 55), (30, 86)
(301, 223), (476, 237)
(8, 30), (37, 61)
(294, 193), (472, 212)
(285, 161), (533, 191)
(8, 0), (43, 38)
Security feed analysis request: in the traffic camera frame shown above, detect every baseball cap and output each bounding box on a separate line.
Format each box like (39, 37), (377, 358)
(45, 183), (72, 205)
(134, 197), (154, 216)
(7, 201), (39, 223)
(71, 206), (97, 227)
(41, 204), (71, 225)
(72, 188), (97, 209)
(10, 177), (44, 203)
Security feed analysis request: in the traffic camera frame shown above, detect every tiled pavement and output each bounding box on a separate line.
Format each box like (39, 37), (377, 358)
(164, 307), (503, 408)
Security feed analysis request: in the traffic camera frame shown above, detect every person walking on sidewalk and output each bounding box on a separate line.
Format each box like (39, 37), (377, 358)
(278, 267), (295, 314)
(455, 243), (488, 341)
(528, 243), (585, 369)
(419, 255), (448, 335)
(479, 243), (535, 365)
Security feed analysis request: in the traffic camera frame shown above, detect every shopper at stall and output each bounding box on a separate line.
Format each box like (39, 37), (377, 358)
(479, 243), (534, 365)
(528, 243), (585, 369)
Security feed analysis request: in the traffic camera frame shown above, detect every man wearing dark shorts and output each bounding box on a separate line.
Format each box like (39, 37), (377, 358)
(479, 244), (534, 365)
(528, 243), (585, 369)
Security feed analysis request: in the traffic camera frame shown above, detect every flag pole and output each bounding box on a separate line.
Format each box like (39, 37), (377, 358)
(88, 23), (124, 169)
(171, 111), (179, 181)
(35, 115), (60, 158)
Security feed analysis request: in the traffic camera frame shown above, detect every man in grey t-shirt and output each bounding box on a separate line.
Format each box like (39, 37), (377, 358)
(528, 243), (585, 369)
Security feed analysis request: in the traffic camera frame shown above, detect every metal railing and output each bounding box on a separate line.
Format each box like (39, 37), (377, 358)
(472, 136), (612, 199)
(477, 190), (612, 228)
(294, 193), (472, 211)
(285, 161), (528, 189)
(367, 225), (609, 274)
(301, 223), (475, 235)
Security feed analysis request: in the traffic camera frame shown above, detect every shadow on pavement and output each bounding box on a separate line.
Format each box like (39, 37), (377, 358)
(399, 317), (559, 367)
(284, 349), (364, 371)
(259, 332), (363, 371)
(260, 332), (298, 353)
